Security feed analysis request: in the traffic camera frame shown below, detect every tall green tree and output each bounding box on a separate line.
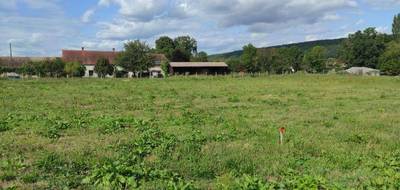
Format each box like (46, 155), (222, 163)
(94, 58), (114, 78)
(64, 62), (85, 77)
(154, 35), (198, 62)
(45, 58), (65, 77)
(285, 47), (303, 72)
(241, 44), (258, 73)
(303, 46), (328, 73)
(191, 51), (208, 62)
(257, 48), (278, 73)
(20, 61), (36, 76)
(155, 36), (175, 60)
(379, 41), (400, 75)
(226, 58), (245, 72)
(339, 27), (387, 68)
(116, 40), (153, 77)
(173, 36), (197, 62)
(393, 13), (400, 41)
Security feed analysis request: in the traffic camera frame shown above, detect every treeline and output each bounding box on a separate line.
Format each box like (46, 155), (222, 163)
(227, 44), (339, 74)
(0, 58), (86, 78)
(226, 13), (400, 76)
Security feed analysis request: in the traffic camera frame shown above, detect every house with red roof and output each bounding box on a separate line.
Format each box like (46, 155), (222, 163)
(61, 47), (167, 77)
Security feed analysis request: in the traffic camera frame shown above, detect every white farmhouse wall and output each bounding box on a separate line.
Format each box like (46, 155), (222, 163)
(84, 65), (98, 78)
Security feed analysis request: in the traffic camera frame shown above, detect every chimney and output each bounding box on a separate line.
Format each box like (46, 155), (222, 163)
(81, 47), (84, 51)
(112, 48), (115, 52)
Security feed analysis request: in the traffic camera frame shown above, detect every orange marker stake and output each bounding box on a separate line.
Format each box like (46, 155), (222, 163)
(279, 127), (286, 145)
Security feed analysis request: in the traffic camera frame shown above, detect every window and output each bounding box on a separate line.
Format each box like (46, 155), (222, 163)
(89, 70), (94, 76)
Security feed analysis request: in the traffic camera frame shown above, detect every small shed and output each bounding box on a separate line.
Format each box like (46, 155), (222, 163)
(169, 62), (228, 75)
(345, 67), (380, 76)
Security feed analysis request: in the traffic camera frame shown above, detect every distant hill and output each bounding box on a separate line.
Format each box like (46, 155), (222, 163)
(208, 38), (345, 61)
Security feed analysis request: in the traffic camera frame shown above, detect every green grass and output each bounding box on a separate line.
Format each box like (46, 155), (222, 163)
(0, 75), (399, 189)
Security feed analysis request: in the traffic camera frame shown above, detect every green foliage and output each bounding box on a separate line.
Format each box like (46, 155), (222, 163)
(95, 58), (114, 78)
(0, 156), (26, 182)
(339, 27), (388, 69)
(303, 46), (328, 73)
(191, 51), (208, 62)
(1, 76), (400, 189)
(36, 152), (91, 189)
(217, 172), (336, 190)
(64, 61), (85, 77)
(226, 58), (245, 72)
(174, 36), (197, 62)
(364, 151), (400, 189)
(19, 58), (65, 77)
(155, 35), (198, 62)
(116, 40), (153, 77)
(209, 39), (344, 61)
(161, 60), (170, 77)
(256, 47), (303, 74)
(393, 13), (400, 41)
(97, 116), (133, 134)
(47, 58), (65, 77)
(379, 41), (400, 75)
(0, 120), (11, 132)
(241, 44), (258, 73)
(156, 36), (175, 60)
(83, 120), (194, 189)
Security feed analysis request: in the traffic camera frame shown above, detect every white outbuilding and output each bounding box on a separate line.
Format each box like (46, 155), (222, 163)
(345, 67), (380, 76)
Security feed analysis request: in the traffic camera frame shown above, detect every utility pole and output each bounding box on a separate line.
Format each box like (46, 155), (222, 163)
(9, 43), (13, 61)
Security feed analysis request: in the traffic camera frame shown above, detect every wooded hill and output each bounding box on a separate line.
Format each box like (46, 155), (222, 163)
(209, 38), (345, 61)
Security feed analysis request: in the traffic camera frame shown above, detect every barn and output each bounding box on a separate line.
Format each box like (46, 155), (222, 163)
(169, 62), (229, 75)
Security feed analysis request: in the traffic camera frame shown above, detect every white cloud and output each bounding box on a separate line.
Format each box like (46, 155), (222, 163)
(376, 26), (389, 33)
(82, 9), (96, 23)
(355, 19), (365, 25)
(364, 0), (400, 8)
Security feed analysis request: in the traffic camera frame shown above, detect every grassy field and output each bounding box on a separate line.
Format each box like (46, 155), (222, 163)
(1, 75), (399, 189)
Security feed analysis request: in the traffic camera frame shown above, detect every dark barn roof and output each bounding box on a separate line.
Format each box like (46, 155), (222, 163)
(170, 62), (228, 68)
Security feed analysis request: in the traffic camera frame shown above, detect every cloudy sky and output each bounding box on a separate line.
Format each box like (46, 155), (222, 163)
(1, 0), (399, 56)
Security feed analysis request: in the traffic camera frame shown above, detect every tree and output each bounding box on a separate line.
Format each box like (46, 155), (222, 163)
(191, 51), (208, 62)
(64, 62), (86, 77)
(173, 36), (197, 62)
(155, 36), (175, 60)
(339, 27), (387, 68)
(94, 58), (114, 78)
(241, 44), (258, 73)
(268, 47), (304, 74)
(46, 58), (65, 77)
(226, 59), (245, 72)
(20, 61), (36, 76)
(379, 41), (400, 75)
(284, 47), (303, 72)
(171, 48), (192, 62)
(393, 13), (400, 41)
(154, 35), (198, 62)
(302, 46), (328, 73)
(257, 48), (278, 73)
(116, 40), (153, 77)
(160, 60), (170, 78)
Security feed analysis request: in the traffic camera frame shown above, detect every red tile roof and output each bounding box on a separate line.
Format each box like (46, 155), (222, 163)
(62, 49), (119, 65)
(61, 49), (168, 65)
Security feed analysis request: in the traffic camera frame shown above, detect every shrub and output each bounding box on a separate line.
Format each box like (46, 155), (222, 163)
(94, 58), (114, 78)
(0, 120), (11, 132)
